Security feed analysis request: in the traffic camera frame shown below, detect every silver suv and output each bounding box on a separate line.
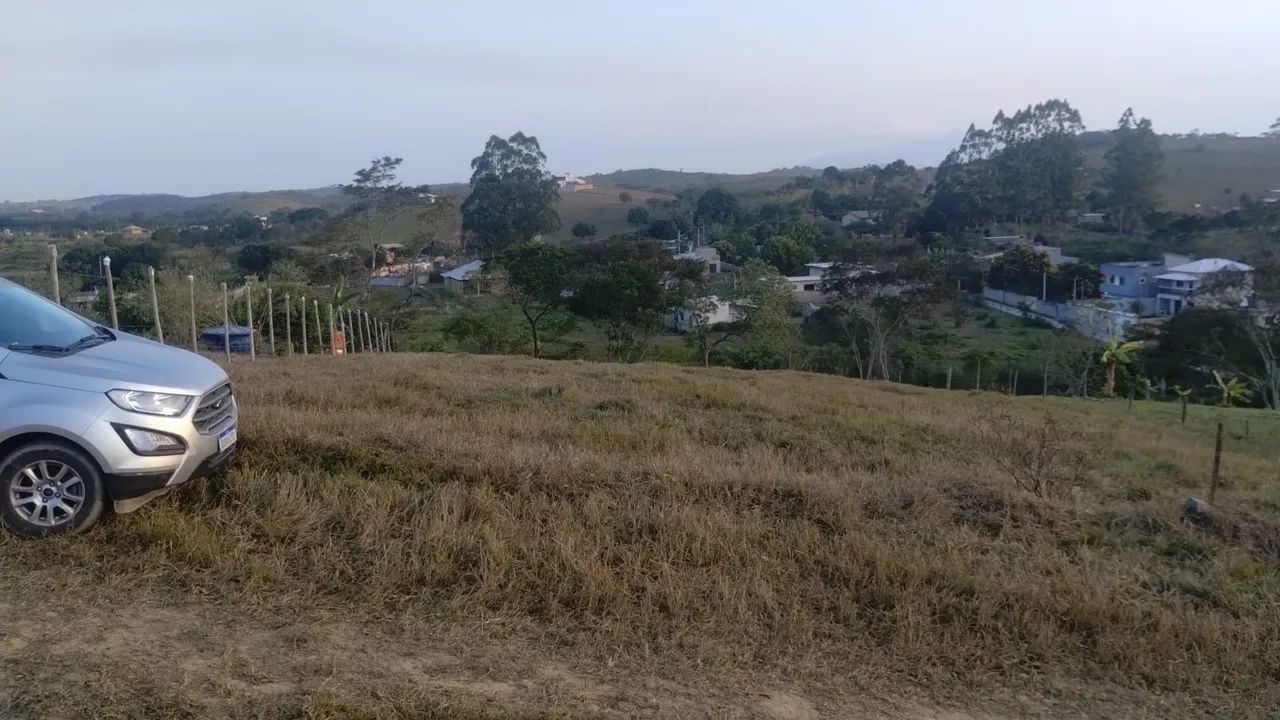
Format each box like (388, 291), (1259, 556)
(0, 277), (238, 537)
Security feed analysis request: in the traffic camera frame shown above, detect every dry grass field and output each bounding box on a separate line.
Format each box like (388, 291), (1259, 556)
(2, 354), (1279, 718)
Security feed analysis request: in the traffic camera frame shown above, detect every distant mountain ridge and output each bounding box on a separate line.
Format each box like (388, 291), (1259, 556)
(4, 132), (1277, 218)
(0, 187), (350, 217)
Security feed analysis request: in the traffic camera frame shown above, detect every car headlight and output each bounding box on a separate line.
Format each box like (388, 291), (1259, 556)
(107, 389), (193, 417)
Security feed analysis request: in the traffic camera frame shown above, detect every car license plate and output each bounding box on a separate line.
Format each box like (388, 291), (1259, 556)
(218, 426), (237, 452)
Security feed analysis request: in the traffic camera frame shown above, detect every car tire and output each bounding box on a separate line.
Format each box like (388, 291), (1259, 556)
(0, 442), (107, 538)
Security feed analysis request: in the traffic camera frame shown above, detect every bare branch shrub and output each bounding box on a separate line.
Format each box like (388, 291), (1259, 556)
(972, 408), (1081, 497)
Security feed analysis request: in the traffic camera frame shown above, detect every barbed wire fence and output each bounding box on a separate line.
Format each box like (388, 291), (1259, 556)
(12, 244), (394, 361)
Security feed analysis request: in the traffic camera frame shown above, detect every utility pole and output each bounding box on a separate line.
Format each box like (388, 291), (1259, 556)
(1041, 271), (1047, 302)
(103, 257), (118, 329)
(48, 244), (61, 305)
(148, 266), (163, 343)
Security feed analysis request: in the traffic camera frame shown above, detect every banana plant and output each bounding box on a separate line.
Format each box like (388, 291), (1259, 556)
(1100, 339), (1143, 397)
(1207, 370), (1252, 408)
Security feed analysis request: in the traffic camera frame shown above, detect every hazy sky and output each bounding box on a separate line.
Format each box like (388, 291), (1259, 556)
(3, 0), (1276, 200)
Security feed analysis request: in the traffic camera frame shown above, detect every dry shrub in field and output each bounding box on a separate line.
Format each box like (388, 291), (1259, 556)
(971, 407), (1083, 498)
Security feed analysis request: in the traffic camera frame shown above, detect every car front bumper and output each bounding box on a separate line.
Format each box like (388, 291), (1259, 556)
(82, 396), (239, 509)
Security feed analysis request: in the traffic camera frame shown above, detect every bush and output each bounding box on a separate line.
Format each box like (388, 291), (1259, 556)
(972, 408), (1083, 497)
(441, 308), (530, 355)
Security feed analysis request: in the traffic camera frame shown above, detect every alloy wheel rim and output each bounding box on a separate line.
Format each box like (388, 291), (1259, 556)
(8, 461), (85, 527)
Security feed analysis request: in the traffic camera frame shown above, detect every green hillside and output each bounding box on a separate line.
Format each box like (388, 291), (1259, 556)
(587, 166), (822, 195)
(368, 185), (677, 250)
(1080, 132), (1280, 212)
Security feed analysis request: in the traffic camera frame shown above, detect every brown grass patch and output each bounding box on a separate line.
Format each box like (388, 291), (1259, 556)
(2, 354), (1279, 717)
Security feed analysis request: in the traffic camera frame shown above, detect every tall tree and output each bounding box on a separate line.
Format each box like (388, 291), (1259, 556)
(461, 132), (561, 255)
(695, 188), (741, 227)
(825, 253), (944, 380)
(1105, 109), (1164, 234)
(1266, 117), (1280, 138)
(572, 261), (668, 362)
(759, 234), (815, 275)
(735, 259), (797, 368)
(341, 156), (434, 275)
(870, 160), (921, 237)
(491, 243), (573, 358)
(926, 100), (1085, 234)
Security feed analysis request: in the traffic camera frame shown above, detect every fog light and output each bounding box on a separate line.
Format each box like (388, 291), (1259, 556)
(113, 425), (187, 456)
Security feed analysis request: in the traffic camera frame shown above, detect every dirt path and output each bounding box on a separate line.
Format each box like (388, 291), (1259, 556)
(0, 587), (1221, 719)
(0, 593), (850, 718)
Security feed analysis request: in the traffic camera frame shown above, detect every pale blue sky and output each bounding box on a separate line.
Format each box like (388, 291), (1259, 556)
(3, 0), (1276, 200)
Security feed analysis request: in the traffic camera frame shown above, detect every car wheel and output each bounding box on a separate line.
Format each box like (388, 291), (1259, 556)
(0, 443), (106, 538)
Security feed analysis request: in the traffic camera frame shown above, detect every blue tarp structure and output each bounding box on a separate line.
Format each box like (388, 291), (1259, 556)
(200, 325), (253, 354)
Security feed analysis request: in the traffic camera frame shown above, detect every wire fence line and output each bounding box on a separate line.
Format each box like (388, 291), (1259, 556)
(10, 244), (395, 360)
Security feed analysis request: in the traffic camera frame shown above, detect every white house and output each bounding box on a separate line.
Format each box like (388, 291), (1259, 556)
(1155, 258), (1254, 316)
(841, 210), (876, 228)
(675, 246), (722, 274)
(555, 173), (594, 192)
(443, 260), (486, 293)
(669, 296), (743, 333)
(785, 263), (834, 293)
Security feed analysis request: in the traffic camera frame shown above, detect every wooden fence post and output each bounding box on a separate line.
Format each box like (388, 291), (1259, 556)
(188, 274), (197, 352)
(945, 365), (953, 390)
(301, 296), (308, 356)
(48, 244), (61, 305)
(267, 288), (276, 355)
(148, 266), (164, 343)
(284, 294), (293, 357)
(1209, 421), (1224, 505)
(1042, 360), (1049, 398)
(328, 304), (336, 356)
(103, 257), (118, 329)
(313, 299), (323, 354)
(221, 282), (230, 360)
(245, 278), (256, 360)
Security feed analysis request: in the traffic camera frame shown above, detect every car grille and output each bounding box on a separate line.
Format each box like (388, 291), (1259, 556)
(193, 383), (235, 435)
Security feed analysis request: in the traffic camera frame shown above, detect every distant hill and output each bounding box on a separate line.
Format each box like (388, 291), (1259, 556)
(0, 187), (351, 218)
(1121, 133), (1280, 210)
(586, 167), (822, 196)
(7, 134), (1277, 225)
(88, 187), (350, 217)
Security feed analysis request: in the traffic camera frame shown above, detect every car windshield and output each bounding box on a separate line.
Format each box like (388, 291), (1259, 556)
(0, 278), (103, 351)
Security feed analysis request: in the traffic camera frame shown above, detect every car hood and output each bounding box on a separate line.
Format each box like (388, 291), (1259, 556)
(0, 332), (229, 396)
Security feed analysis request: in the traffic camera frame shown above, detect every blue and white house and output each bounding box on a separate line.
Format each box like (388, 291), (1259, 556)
(1099, 253), (1253, 316)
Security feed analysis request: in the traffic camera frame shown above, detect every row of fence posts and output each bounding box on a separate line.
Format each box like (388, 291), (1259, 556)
(45, 244), (393, 360)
